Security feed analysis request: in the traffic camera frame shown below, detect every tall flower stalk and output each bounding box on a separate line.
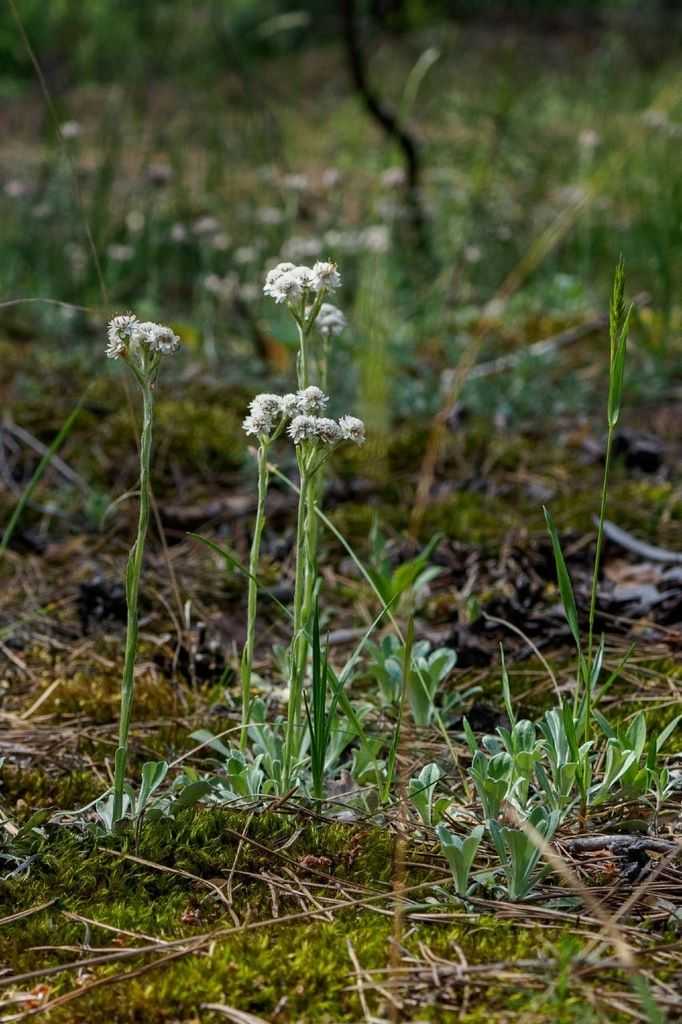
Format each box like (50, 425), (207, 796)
(247, 259), (361, 786)
(240, 394), (295, 749)
(106, 314), (180, 825)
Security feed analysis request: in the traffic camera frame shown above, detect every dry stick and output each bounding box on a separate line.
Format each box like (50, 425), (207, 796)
(61, 910), (170, 946)
(582, 842), (682, 964)
(461, 314), (607, 383)
(347, 939), (374, 1023)
(599, 518), (682, 564)
(0, 901), (57, 929)
(200, 1005), (270, 1024)
(2, 421), (89, 492)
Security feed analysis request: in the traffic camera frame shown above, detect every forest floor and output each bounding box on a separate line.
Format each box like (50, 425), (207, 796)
(2, 19), (682, 1022)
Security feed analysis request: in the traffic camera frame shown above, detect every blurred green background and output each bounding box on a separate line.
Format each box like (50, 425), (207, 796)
(2, 0), (682, 439)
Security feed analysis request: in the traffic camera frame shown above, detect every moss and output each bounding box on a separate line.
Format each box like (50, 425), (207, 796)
(153, 397), (245, 473)
(1, 767), (100, 818)
(422, 490), (525, 547)
(0, 808), (595, 1023)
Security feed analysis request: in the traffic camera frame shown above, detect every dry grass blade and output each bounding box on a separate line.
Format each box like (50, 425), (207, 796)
(200, 1005), (271, 1024)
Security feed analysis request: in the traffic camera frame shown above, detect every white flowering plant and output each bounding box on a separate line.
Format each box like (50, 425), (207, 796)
(229, 259), (367, 789)
(105, 313), (180, 826)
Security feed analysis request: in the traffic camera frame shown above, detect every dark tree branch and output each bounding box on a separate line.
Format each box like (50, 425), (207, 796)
(340, 0), (429, 250)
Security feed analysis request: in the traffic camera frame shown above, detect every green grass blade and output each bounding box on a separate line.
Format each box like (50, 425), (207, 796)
(543, 506), (581, 651)
(189, 532), (292, 620)
(1, 392), (87, 555)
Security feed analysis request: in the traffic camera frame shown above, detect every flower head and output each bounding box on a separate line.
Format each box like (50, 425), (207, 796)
(338, 415), (366, 445)
(263, 261), (334, 303)
(250, 393), (283, 420)
(242, 393), (286, 439)
(242, 410), (273, 438)
(288, 415), (321, 444)
(106, 314), (138, 359)
(314, 303), (347, 338)
(311, 260), (341, 292)
(132, 321), (181, 355)
(280, 393), (300, 417)
(263, 262), (301, 303)
(296, 386), (329, 415)
(315, 417), (342, 444)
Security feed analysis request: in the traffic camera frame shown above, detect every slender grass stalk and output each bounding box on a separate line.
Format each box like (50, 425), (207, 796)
(383, 618), (413, 803)
(303, 600), (344, 801)
(240, 443), (269, 750)
(1, 392), (88, 556)
(112, 380), (153, 824)
(586, 258), (630, 736)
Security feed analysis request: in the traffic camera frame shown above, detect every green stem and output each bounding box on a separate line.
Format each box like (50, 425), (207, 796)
(112, 382), (154, 824)
(283, 465), (310, 784)
(586, 422), (614, 737)
(241, 443), (269, 750)
(297, 320), (308, 389)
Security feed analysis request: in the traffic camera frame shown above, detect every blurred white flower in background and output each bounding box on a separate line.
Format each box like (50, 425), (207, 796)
(314, 303), (347, 338)
(60, 120), (81, 140)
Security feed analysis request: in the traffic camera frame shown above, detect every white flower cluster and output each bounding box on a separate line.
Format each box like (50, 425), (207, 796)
(106, 314), (180, 360)
(242, 392), (293, 438)
(263, 260), (341, 304)
(242, 388), (364, 447)
(242, 387), (326, 439)
(288, 413), (365, 447)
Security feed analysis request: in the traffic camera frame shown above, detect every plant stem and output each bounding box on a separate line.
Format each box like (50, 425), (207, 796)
(586, 421), (614, 736)
(241, 443), (269, 750)
(112, 382), (153, 824)
(283, 464), (310, 784)
(297, 320), (308, 389)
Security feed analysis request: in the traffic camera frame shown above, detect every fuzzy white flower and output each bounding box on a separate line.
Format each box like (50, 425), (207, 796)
(314, 303), (347, 338)
(292, 265), (316, 291)
(288, 415), (321, 444)
(250, 393), (283, 421)
(242, 393), (290, 439)
(242, 410), (271, 438)
(106, 313), (138, 359)
(280, 393), (300, 417)
(338, 415), (366, 445)
(263, 262), (299, 303)
(315, 417), (342, 444)
(133, 321), (181, 355)
(296, 386), (329, 415)
(312, 260), (341, 292)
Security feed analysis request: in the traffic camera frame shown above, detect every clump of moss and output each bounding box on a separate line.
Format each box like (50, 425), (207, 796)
(0, 807), (596, 1024)
(2, 767), (101, 818)
(154, 397), (245, 473)
(422, 490), (522, 547)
